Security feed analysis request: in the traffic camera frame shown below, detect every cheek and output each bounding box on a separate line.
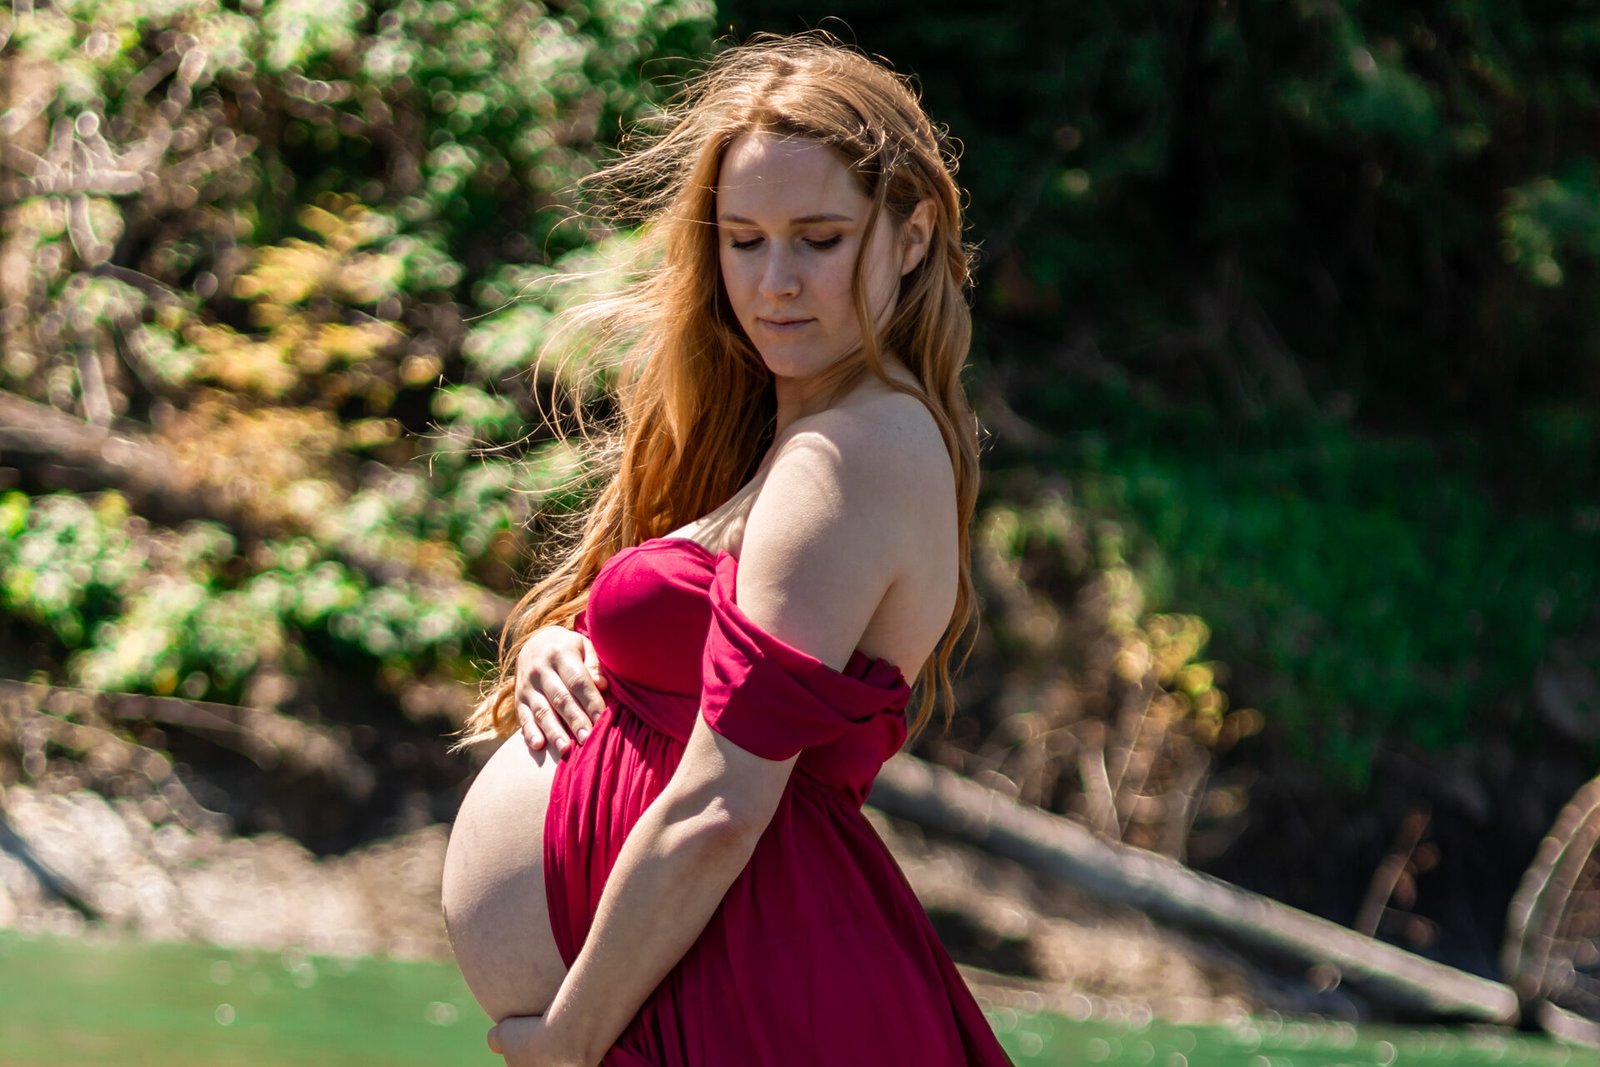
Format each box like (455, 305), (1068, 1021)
(717, 253), (750, 311)
(860, 237), (904, 314)
(827, 259), (867, 310)
(861, 266), (900, 323)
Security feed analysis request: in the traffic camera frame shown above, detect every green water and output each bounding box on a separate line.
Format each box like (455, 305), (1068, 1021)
(994, 1008), (1599, 1066)
(0, 931), (493, 1066)
(1, 930), (1595, 1066)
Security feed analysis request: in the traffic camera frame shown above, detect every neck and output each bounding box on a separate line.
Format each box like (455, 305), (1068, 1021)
(771, 374), (836, 437)
(771, 353), (915, 437)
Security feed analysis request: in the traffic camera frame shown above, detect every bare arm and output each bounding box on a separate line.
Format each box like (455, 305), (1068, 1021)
(491, 419), (925, 1066)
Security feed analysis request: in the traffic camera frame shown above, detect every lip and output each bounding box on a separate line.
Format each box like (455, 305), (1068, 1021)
(757, 317), (814, 330)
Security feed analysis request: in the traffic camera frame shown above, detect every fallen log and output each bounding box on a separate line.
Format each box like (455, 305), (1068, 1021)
(0, 391), (512, 626)
(869, 753), (1521, 1025)
(0, 678), (374, 791)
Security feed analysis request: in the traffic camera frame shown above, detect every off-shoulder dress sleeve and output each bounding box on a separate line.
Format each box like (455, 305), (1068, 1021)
(699, 554), (909, 761)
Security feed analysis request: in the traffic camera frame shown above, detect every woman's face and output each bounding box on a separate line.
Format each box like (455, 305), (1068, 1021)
(716, 131), (923, 384)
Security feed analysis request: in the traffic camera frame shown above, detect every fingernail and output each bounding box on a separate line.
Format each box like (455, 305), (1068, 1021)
(556, 738), (570, 757)
(577, 728), (591, 744)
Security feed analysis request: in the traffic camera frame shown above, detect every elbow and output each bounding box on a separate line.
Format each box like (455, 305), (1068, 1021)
(708, 793), (776, 845)
(669, 790), (773, 859)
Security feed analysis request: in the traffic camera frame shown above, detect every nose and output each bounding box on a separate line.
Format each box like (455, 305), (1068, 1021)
(758, 246), (800, 300)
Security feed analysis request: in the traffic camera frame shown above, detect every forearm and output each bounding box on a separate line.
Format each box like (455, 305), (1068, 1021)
(540, 793), (761, 1064)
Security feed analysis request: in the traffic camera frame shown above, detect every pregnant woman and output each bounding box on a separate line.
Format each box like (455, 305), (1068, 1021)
(441, 34), (1013, 1066)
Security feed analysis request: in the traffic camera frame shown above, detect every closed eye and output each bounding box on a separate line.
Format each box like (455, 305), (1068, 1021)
(726, 234), (844, 252)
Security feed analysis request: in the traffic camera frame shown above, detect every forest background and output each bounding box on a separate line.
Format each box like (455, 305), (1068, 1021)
(1, 0), (1597, 990)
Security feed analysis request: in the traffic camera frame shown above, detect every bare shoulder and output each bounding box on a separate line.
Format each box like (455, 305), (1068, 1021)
(774, 387), (955, 505)
(735, 387), (956, 670)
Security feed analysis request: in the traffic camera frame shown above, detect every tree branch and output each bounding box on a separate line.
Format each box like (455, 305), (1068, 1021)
(0, 391), (513, 626)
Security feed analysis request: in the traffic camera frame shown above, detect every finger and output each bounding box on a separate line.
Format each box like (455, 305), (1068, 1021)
(491, 1014), (543, 1063)
(514, 698), (545, 753)
(486, 1025), (503, 1054)
(562, 653), (607, 716)
(547, 666), (601, 738)
(582, 636), (609, 690)
(527, 691), (573, 757)
(549, 690), (594, 744)
(521, 692), (568, 757)
(534, 664), (593, 741)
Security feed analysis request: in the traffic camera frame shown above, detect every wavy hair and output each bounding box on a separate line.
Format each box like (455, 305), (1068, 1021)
(464, 33), (978, 744)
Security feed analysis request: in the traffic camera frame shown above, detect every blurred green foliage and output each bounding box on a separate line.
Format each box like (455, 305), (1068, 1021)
(0, 488), (484, 700)
(717, 0), (1600, 783)
(0, 0), (711, 718)
(725, 0), (1600, 417)
(0, 0), (1596, 803)
(1026, 381), (1597, 785)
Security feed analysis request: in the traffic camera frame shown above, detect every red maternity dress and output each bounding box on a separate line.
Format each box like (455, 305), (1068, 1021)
(542, 537), (1013, 1065)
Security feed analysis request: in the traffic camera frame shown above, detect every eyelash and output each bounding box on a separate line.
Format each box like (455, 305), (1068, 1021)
(728, 235), (844, 251)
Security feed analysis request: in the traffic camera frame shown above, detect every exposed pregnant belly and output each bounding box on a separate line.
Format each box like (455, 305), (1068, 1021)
(440, 736), (566, 1021)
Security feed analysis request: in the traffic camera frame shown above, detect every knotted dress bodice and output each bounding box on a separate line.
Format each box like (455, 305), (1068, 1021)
(584, 537), (910, 805)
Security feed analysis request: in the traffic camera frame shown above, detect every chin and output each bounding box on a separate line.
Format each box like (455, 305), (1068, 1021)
(759, 348), (858, 383)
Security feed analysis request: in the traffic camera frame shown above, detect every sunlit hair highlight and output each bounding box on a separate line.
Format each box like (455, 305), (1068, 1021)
(463, 32), (979, 745)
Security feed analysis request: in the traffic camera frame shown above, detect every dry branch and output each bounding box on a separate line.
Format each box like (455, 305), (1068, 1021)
(1503, 775), (1600, 1016)
(0, 678), (373, 793)
(0, 391), (513, 625)
(869, 753), (1521, 1025)
(1355, 806), (1432, 938)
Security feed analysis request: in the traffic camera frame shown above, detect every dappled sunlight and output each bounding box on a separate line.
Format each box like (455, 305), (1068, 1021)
(1, 0), (1599, 1060)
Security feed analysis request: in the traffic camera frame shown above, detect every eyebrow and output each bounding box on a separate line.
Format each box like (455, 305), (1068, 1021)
(716, 212), (856, 225)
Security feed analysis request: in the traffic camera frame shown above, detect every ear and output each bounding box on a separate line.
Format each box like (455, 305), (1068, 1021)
(898, 199), (935, 277)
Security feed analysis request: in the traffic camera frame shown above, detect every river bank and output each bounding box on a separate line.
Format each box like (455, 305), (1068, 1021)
(0, 778), (1345, 1027)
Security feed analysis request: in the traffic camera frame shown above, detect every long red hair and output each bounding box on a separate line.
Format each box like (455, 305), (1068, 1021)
(463, 34), (978, 744)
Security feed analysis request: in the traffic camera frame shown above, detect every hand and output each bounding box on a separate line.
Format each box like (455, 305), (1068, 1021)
(515, 625), (608, 759)
(487, 1014), (588, 1067)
